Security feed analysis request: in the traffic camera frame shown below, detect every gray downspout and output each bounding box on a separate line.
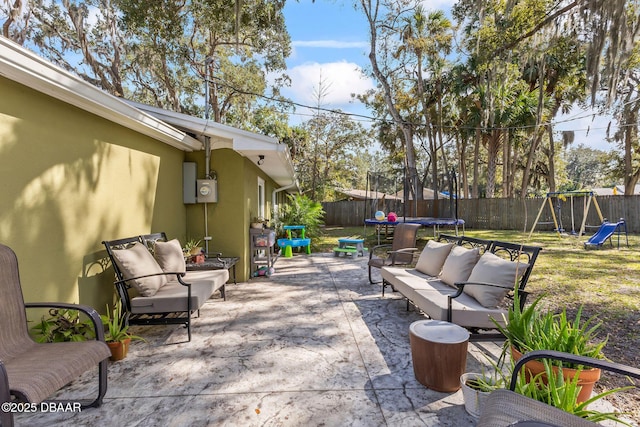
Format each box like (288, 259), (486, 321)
(272, 181), (298, 221)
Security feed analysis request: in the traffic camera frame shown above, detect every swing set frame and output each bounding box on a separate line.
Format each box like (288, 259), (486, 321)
(528, 191), (604, 238)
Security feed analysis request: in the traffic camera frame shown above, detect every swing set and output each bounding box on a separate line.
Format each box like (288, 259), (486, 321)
(528, 191), (604, 238)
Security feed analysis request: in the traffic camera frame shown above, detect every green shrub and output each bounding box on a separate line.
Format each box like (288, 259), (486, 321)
(275, 194), (325, 240)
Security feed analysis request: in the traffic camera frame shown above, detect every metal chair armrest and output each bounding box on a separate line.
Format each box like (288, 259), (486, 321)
(369, 243), (392, 259)
(0, 361), (12, 427)
(446, 282), (530, 323)
(388, 247), (419, 264)
(114, 271), (187, 287)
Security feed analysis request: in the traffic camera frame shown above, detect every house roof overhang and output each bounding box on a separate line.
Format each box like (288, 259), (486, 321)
(125, 101), (299, 189)
(0, 37), (200, 151)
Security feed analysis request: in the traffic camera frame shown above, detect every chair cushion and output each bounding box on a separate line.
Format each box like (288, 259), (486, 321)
(463, 252), (530, 308)
(111, 242), (167, 297)
(415, 240), (453, 276)
(4, 340), (110, 404)
(153, 239), (186, 273)
(439, 246), (480, 287)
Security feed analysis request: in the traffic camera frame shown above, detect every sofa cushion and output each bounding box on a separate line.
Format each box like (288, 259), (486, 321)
(130, 269), (229, 314)
(439, 246), (480, 287)
(381, 266), (453, 302)
(415, 240), (454, 276)
(111, 242), (167, 297)
(411, 289), (507, 329)
(463, 252), (530, 308)
(154, 239), (186, 273)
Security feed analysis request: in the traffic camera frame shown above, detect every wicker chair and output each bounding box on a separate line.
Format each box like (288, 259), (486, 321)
(0, 244), (110, 427)
(477, 350), (640, 426)
(368, 223), (421, 284)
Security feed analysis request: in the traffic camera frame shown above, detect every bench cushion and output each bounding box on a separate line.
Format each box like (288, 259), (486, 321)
(111, 242), (167, 297)
(381, 266), (506, 330)
(412, 289), (507, 329)
(440, 246), (480, 287)
(415, 240), (454, 276)
(129, 269), (228, 314)
(381, 266), (450, 301)
(463, 252), (530, 308)
(153, 239), (186, 273)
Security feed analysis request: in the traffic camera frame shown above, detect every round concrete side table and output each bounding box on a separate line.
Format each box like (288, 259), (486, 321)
(409, 319), (470, 392)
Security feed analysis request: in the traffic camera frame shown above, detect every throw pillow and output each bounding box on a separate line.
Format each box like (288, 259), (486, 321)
(439, 245), (480, 287)
(111, 242), (167, 297)
(415, 240), (454, 276)
(154, 239), (186, 273)
(463, 252), (530, 308)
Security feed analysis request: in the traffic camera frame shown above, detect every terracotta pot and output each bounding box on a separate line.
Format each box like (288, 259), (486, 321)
(511, 346), (601, 403)
(107, 338), (132, 361)
(191, 254), (205, 264)
(122, 337), (131, 357)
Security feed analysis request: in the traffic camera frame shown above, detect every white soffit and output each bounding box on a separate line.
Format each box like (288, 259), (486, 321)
(0, 37), (200, 151)
(127, 101), (298, 188)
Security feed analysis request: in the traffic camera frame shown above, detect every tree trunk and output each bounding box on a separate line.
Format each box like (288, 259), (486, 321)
(547, 125), (557, 193)
(473, 127), (480, 198)
(360, 0), (419, 201)
(485, 131), (500, 198)
(623, 102), (640, 195)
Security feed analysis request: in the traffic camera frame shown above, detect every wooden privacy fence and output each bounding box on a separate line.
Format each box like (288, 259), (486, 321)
(322, 195), (640, 233)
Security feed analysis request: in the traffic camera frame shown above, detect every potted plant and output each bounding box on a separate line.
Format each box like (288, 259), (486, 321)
(183, 238), (203, 262)
(102, 301), (144, 361)
(30, 308), (96, 343)
(251, 216), (267, 229)
(493, 289), (608, 403)
(514, 359), (633, 424)
(460, 371), (504, 418)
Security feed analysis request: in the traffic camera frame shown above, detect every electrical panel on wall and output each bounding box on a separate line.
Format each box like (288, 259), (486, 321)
(183, 162), (197, 204)
(197, 179), (218, 203)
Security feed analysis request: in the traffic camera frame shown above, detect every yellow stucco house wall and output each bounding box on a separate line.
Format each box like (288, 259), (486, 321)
(0, 37), (296, 315)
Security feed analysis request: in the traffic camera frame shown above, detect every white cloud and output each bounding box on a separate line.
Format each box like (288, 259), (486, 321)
(285, 61), (375, 107)
(419, 0), (459, 12)
(292, 40), (369, 49)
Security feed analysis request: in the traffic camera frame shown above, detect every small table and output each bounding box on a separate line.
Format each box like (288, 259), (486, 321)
(409, 319), (469, 392)
(186, 256), (240, 284)
(334, 238), (365, 257)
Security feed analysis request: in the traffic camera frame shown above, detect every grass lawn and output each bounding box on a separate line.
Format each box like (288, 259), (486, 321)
(317, 225), (640, 419)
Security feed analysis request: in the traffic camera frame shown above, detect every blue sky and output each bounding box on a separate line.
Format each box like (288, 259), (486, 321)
(280, 0), (616, 152)
(281, 0), (373, 122)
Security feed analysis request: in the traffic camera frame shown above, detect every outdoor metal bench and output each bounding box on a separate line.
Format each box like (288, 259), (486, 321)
(103, 233), (228, 342)
(381, 235), (542, 340)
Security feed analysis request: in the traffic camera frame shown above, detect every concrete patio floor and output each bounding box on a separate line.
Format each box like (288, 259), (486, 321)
(17, 253), (505, 426)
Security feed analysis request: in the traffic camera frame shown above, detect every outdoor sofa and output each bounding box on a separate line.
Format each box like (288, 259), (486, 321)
(103, 233), (228, 341)
(381, 234), (542, 340)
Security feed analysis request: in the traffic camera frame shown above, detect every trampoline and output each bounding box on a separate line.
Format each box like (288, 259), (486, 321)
(365, 217), (465, 244)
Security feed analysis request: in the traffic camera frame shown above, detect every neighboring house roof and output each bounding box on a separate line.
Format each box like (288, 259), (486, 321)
(0, 37), (200, 151)
(337, 188), (449, 201)
(337, 189), (403, 201)
(126, 101), (297, 188)
(395, 188), (450, 200)
(593, 185), (640, 196)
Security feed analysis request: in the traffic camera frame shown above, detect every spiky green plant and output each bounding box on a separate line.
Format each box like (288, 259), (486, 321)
(515, 360), (633, 424)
